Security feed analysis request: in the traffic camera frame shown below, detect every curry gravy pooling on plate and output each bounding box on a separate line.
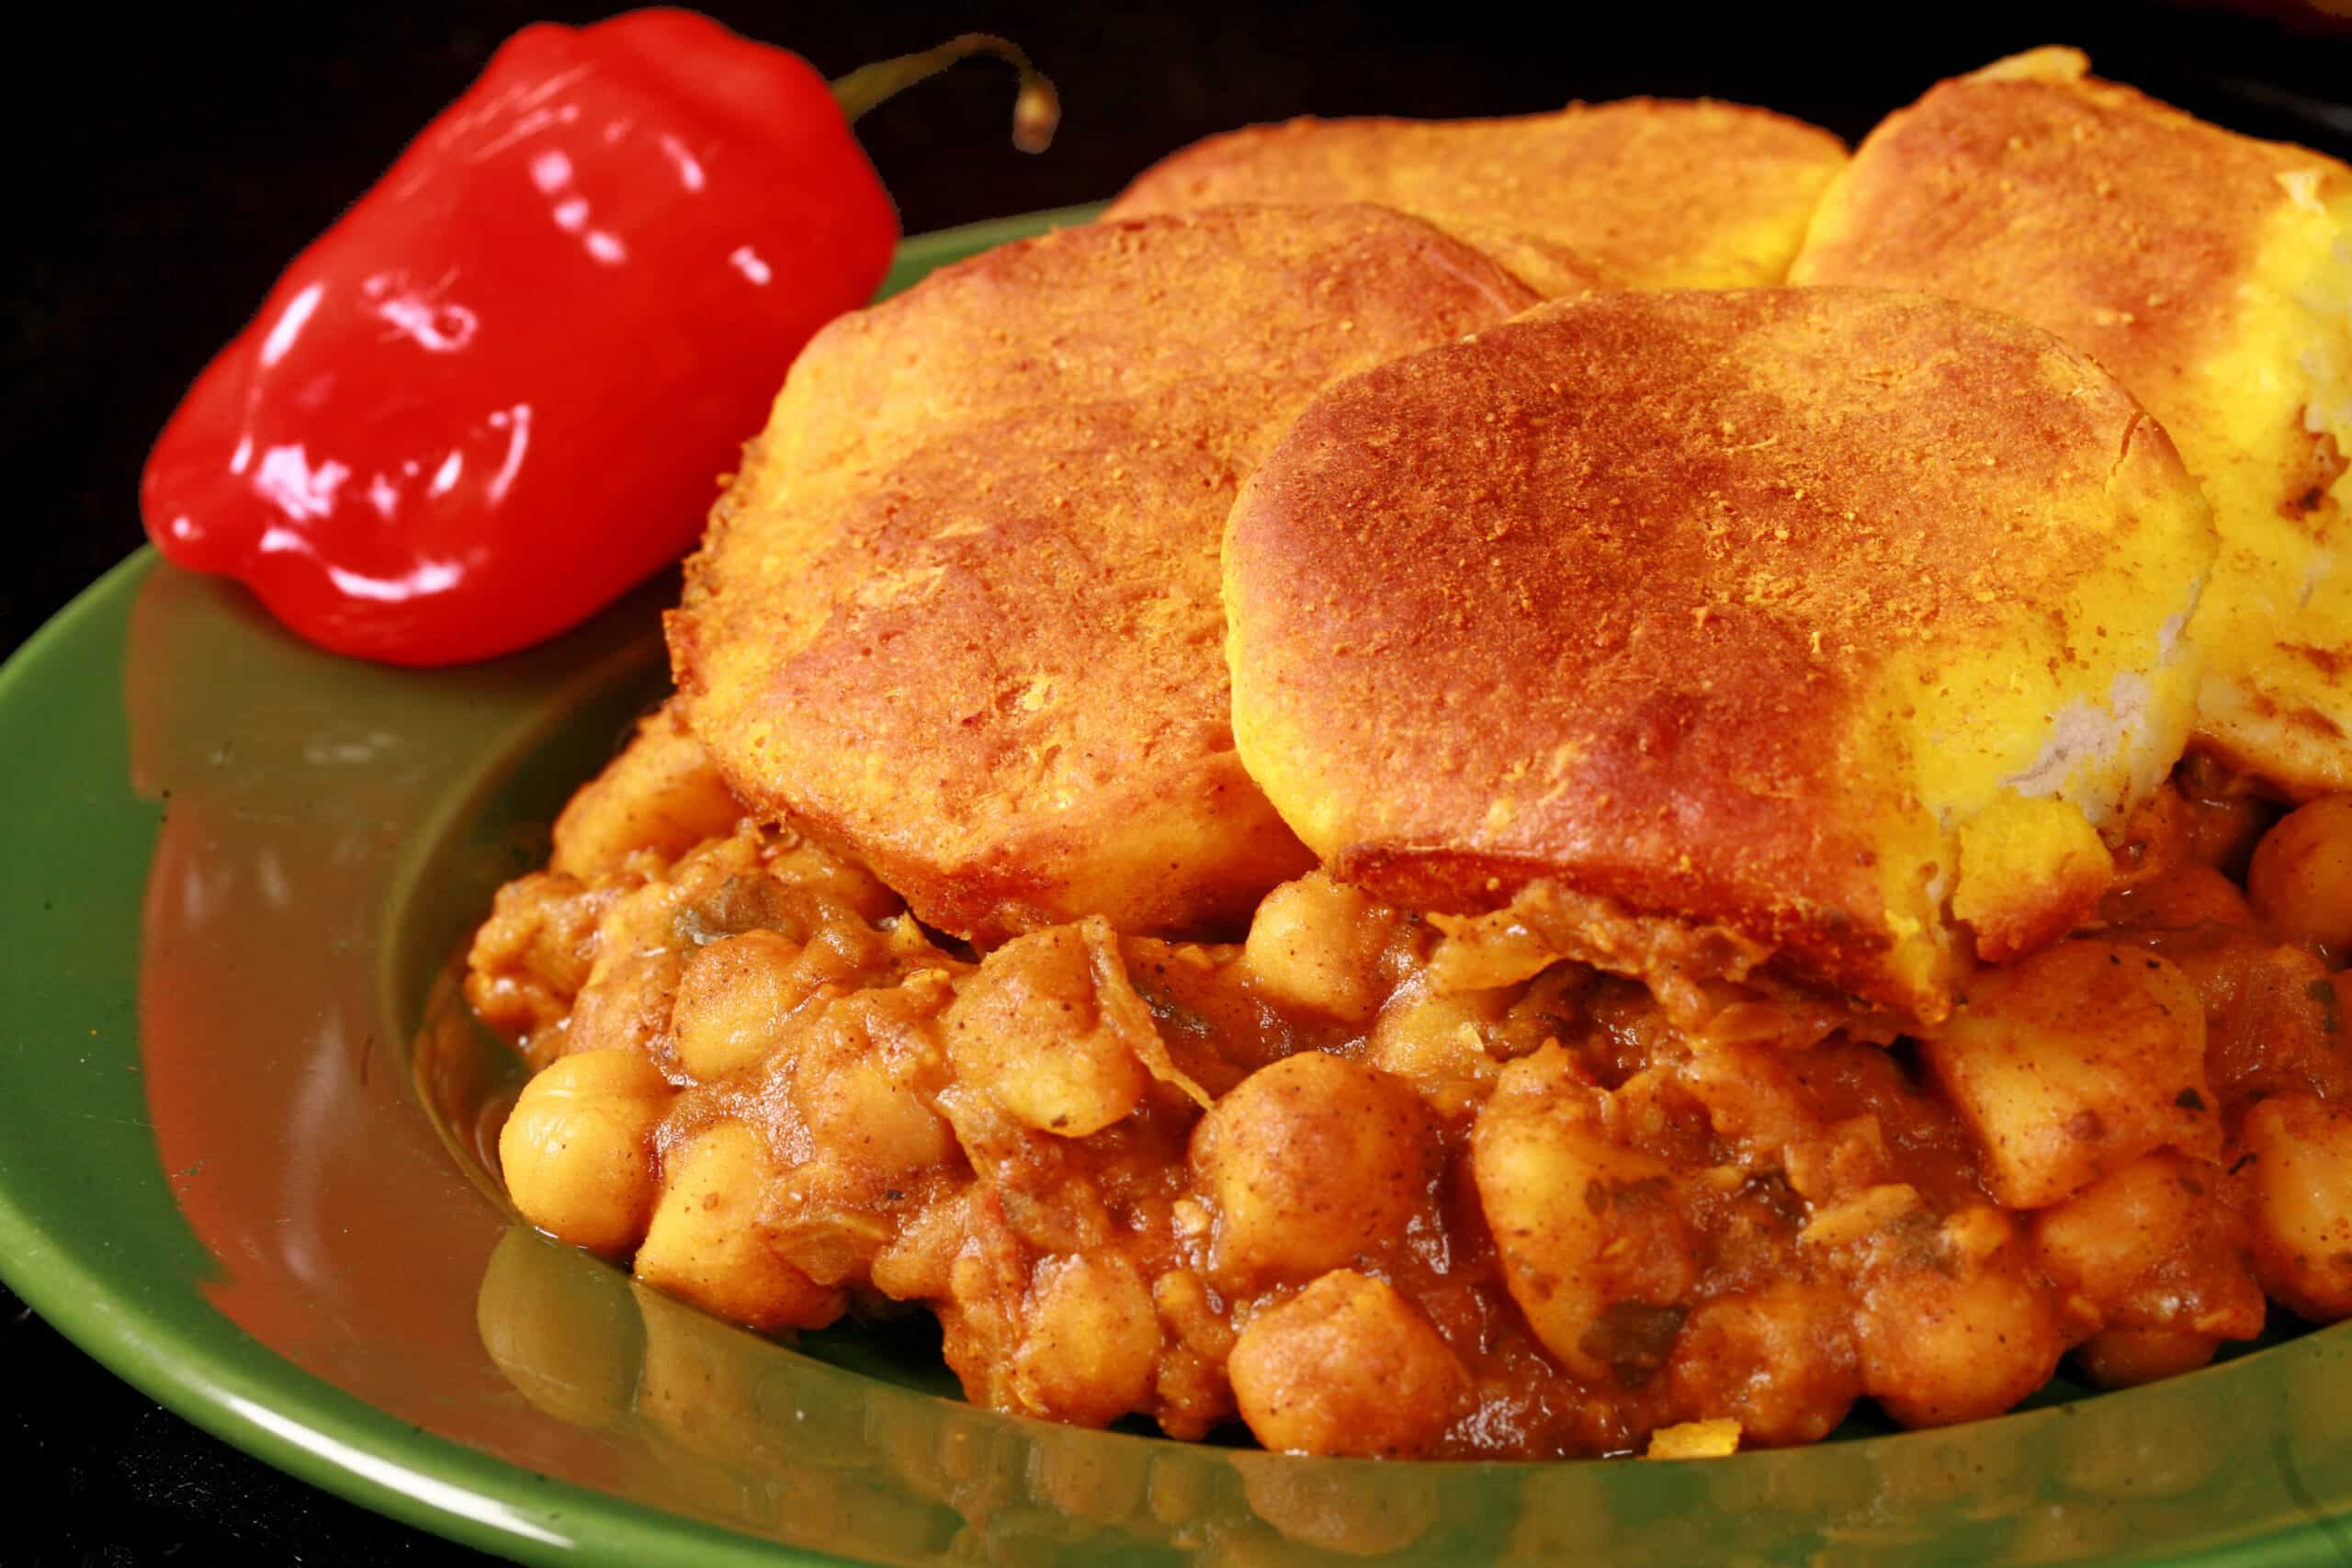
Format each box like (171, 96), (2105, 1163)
(465, 57), (2352, 1461)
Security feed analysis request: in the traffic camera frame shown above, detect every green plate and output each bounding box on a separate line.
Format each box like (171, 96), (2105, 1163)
(6, 209), (2352, 1568)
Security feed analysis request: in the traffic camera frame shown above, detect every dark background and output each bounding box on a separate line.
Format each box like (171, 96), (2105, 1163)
(6, 2), (2348, 1561)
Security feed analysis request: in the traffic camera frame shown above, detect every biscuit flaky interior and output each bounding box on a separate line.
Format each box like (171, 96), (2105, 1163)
(1107, 98), (1848, 294)
(1793, 46), (2352, 797)
(1225, 288), (2215, 1025)
(670, 207), (1538, 943)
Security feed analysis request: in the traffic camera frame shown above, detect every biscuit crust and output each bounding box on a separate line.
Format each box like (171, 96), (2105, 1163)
(1109, 99), (1847, 293)
(1225, 288), (2214, 1022)
(671, 208), (1538, 942)
(1792, 47), (2352, 797)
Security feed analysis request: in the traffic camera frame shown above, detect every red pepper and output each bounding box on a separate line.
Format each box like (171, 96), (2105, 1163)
(141, 13), (1056, 665)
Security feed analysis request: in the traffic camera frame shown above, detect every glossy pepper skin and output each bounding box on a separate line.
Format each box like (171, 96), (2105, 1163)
(142, 10), (899, 665)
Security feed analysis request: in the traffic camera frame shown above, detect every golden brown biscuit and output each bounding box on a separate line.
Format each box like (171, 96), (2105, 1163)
(1225, 288), (2215, 1025)
(671, 207), (1537, 942)
(1792, 47), (2352, 798)
(1107, 99), (1847, 293)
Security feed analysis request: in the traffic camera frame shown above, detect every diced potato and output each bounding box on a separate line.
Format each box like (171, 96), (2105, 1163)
(550, 703), (743, 878)
(1191, 1052), (1437, 1289)
(1855, 1226), (2064, 1427)
(498, 1046), (674, 1256)
(1664, 1281), (1857, 1448)
(1923, 941), (2217, 1208)
(1227, 1269), (1466, 1457)
(1240, 873), (1402, 1022)
(634, 1119), (843, 1332)
(1471, 1094), (1695, 1383)
(2240, 1094), (2352, 1321)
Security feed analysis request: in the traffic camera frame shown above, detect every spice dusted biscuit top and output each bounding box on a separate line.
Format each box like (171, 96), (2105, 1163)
(669, 206), (1539, 944)
(1792, 46), (2352, 798)
(1107, 98), (1848, 294)
(1224, 287), (2216, 1027)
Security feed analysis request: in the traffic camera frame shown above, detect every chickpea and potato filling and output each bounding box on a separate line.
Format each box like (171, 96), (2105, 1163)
(466, 722), (2352, 1461)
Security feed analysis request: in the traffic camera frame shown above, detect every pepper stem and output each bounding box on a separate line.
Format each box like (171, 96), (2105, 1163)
(831, 33), (1059, 152)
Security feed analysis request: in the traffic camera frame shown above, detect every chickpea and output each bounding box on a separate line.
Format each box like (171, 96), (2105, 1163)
(2031, 1152), (2210, 1303)
(549, 703), (743, 879)
(944, 922), (1151, 1137)
(1664, 1280), (1859, 1448)
(2030, 1150), (2263, 1379)
(1227, 1269), (1465, 1457)
(634, 1119), (844, 1332)
(2073, 1326), (2224, 1388)
(1010, 1254), (1160, 1427)
(2098, 863), (2256, 934)
(670, 929), (801, 1079)
(1366, 978), (1512, 1094)
(792, 1009), (954, 1178)
(1240, 874), (1402, 1023)
(1855, 1243), (2063, 1427)
(499, 1047), (674, 1256)
(1470, 1096), (1695, 1383)
(1922, 941), (2216, 1208)
(2240, 1093), (2352, 1321)
(2248, 795), (2352, 958)
(1191, 1053), (1437, 1290)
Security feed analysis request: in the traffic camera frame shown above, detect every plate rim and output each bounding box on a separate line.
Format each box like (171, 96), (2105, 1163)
(0, 547), (865, 1567)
